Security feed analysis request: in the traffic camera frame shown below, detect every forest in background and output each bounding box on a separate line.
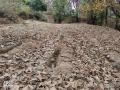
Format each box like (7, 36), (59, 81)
(0, 0), (120, 30)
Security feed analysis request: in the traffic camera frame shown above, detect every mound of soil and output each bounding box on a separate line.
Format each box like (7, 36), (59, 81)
(0, 20), (120, 90)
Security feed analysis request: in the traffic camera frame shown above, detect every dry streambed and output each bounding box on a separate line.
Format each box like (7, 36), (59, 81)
(0, 20), (120, 90)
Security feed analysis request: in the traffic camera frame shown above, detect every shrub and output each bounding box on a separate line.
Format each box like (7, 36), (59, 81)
(20, 5), (31, 14)
(29, 0), (47, 11)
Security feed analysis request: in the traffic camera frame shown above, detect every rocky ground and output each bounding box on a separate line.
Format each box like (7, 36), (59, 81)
(0, 20), (120, 90)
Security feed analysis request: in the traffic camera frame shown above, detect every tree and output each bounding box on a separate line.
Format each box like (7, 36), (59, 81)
(80, 0), (120, 27)
(80, 0), (106, 25)
(29, 0), (47, 11)
(53, 0), (67, 23)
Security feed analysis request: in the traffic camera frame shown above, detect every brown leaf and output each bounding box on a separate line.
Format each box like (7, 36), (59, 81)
(11, 85), (19, 90)
(22, 85), (33, 90)
(50, 87), (57, 90)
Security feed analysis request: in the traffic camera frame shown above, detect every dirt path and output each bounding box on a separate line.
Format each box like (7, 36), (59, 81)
(0, 20), (120, 90)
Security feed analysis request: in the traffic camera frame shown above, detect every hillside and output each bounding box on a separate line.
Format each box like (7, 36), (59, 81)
(0, 20), (120, 90)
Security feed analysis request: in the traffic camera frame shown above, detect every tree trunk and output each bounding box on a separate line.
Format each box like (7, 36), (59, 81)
(105, 7), (108, 25)
(115, 17), (120, 30)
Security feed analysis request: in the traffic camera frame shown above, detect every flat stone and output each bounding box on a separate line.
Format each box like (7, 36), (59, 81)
(106, 52), (120, 63)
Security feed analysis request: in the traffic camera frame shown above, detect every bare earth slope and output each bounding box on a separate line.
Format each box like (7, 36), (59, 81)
(0, 20), (120, 90)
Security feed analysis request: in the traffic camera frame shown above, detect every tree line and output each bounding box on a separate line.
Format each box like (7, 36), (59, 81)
(0, 0), (119, 30)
